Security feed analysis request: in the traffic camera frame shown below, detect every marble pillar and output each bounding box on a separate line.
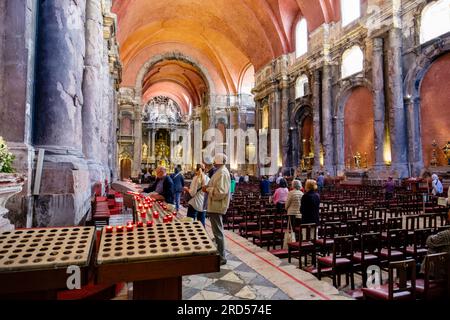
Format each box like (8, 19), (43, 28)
(372, 37), (386, 170)
(312, 70), (322, 173)
(322, 64), (334, 176)
(388, 27), (409, 177)
(405, 97), (423, 176)
(280, 79), (290, 169)
(132, 107), (142, 177)
(34, 0), (91, 226)
(83, 0), (105, 186)
(322, 24), (334, 176)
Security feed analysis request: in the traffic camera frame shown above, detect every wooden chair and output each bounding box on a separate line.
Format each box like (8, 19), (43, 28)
(380, 229), (407, 266)
(352, 232), (382, 287)
(318, 235), (355, 289)
(251, 215), (275, 250)
(416, 252), (450, 300)
(405, 228), (433, 261)
(238, 209), (258, 239)
(419, 214), (437, 231)
(287, 223), (317, 268)
(362, 259), (416, 300)
(315, 221), (342, 256)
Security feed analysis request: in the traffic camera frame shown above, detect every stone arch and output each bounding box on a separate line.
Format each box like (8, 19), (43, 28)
(134, 52), (216, 101)
(404, 35), (450, 174)
(334, 79), (374, 174)
(291, 104), (313, 168)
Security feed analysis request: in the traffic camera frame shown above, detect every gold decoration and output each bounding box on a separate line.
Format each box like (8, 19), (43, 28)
(430, 140), (438, 167)
(443, 141), (450, 166)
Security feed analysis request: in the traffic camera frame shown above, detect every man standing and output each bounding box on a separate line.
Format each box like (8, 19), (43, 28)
(144, 166), (175, 204)
(203, 153), (231, 265)
(171, 165), (185, 213)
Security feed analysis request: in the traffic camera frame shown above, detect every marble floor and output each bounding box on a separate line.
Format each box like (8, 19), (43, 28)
(112, 208), (353, 300)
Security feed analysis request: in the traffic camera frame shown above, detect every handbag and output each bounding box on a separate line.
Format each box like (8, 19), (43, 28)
(282, 217), (296, 250)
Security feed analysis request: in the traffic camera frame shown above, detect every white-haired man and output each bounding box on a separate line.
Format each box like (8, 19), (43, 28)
(202, 153), (231, 265)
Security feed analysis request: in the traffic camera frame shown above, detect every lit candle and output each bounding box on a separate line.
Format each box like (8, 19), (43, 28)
(127, 221), (134, 226)
(153, 211), (159, 219)
(144, 204), (149, 209)
(140, 211), (147, 219)
(137, 221), (144, 228)
(148, 204), (153, 209)
(126, 224), (134, 232)
(146, 220), (154, 227)
(116, 226), (124, 232)
(163, 216), (170, 223)
(105, 226), (114, 233)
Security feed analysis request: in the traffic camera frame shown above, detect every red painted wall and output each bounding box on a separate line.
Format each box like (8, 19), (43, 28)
(420, 52), (450, 167)
(344, 86), (375, 167)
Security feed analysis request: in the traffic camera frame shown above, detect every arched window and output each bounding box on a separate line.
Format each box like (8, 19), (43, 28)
(295, 19), (308, 58)
(341, 0), (361, 27)
(341, 46), (364, 79)
(420, 0), (450, 44)
(295, 75), (309, 98)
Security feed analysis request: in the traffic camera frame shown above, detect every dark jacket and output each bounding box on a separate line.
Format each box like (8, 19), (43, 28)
(144, 175), (175, 204)
(260, 179), (271, 195)
(171, 171), (185, 193)
(300, 191), (320, 224)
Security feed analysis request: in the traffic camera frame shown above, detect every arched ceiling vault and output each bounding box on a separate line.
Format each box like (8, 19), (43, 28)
(113, 0), (339, 103)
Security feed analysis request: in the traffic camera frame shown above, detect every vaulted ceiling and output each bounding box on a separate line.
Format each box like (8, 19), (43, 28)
(113, 0), (342, 112)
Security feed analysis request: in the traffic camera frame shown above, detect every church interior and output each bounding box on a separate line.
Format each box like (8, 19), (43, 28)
(0, 0), (449, 301)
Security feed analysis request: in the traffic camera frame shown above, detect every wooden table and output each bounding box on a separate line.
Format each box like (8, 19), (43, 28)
(0, 227), (96, 299)
(96, 220), (220, 300)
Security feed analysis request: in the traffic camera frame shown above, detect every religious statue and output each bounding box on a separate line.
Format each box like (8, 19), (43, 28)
(354, 152), (362, 169)
(442, 141), (450, 165)
(142, 143), (148, 159)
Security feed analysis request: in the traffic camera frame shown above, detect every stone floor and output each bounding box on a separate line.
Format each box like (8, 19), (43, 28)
(111, 208), (353, 300)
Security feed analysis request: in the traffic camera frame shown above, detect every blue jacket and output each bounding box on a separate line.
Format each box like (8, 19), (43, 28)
(144, 175), (175, 204)
(171, 172), (185, 193)
(260, 179), (271, 195)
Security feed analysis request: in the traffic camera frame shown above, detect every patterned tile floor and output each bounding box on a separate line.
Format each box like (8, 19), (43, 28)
(111, 207), (353, 300)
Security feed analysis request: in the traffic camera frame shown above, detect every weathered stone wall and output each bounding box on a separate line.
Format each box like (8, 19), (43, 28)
(0, 0), (121, 228)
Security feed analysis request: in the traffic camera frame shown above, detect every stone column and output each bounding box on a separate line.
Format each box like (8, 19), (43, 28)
(280, 78), (290, 170)
(405, 97), (423, 176)
(387, 3), (409, 177)
(312, 70), (322, 173)
(322, 65), (334, 174)
(82, 0), (105, 186)
(372, 37), (386, 170)
(34, 0), (91, 226)
(132, 106), (142, 177)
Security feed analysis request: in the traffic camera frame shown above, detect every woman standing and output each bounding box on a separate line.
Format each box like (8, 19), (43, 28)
(300, 179), (320, 224)
(273, 178), (289, 214)
(184, 164), (210, 227)
(285, 180), (304, 227)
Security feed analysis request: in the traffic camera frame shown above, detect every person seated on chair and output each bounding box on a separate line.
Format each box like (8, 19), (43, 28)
(143, 166), (174, 204)
(419, 211), (450, 276)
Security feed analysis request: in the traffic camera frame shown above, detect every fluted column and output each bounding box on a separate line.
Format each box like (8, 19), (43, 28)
(83, 0), (105, 185)
(34, 0), (91, 226)
(372, 37), (386, 170)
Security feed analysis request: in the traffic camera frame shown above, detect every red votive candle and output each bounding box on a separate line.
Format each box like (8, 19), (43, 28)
(127, 220), (133, 225)
(140, 211), (146, 218)
(137, 221), (144, 228)
(148, 203), (153, 209)
(116, 226), (124, 232)
(153, 211), (159, 219)
(163, 216), (170, 223)
(105, 226), (114, 233)
(146, 220), (154, 227)
(126, 224), (134, 232)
